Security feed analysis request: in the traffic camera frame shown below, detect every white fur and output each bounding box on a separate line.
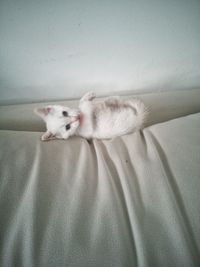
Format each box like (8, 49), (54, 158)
(34, 92), (148, 141)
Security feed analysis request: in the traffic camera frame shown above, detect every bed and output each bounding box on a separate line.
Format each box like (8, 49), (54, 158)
(0, 89), (200, 267)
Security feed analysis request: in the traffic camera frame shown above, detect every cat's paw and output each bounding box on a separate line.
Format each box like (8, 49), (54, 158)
(81, 91), (96, 102)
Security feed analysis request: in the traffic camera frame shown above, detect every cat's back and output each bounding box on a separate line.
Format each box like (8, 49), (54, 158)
(92, 100), (136, 138)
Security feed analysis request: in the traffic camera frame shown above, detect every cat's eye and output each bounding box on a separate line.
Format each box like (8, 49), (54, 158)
(66, 124), (71, 130)
(62, 111), (68, 117)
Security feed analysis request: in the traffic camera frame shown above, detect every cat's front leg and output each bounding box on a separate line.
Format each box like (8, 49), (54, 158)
(80, 91), (96, 102)
(78, 93), (95, 137)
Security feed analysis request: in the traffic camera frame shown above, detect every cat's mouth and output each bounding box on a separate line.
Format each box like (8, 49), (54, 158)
(68, 113), (83, 123)
(77, 113), (83, 123)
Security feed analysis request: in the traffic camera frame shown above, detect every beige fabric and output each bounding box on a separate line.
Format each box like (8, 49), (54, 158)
(0, 88), (200, 132)
(0, 113), (200, 267)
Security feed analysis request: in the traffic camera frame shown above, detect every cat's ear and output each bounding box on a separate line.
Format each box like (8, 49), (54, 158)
(34, 106), (53, 119)
(41, 131), (56, 141)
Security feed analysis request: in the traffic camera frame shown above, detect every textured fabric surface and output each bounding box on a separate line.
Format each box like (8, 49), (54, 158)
(0, 113), (200, 267)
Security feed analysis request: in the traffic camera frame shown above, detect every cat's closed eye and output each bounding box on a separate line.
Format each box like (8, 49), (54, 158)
(66, 124), (71, 130)
(62, 111), (68, 117)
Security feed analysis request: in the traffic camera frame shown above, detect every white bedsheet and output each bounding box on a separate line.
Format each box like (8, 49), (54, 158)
(0, 113), (200, 266)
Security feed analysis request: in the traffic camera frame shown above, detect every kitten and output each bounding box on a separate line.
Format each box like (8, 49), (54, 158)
(34, 92), (148, 141)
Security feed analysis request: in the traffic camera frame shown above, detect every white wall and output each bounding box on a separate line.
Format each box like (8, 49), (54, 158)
(0, 0), (200, 104)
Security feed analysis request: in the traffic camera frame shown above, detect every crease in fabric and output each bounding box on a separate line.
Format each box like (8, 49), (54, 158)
(2, 141), (41, 267)
(146, 129), (200, 265)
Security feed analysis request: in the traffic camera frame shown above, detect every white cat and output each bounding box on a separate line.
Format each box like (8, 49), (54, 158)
(34, 92), (148, 141)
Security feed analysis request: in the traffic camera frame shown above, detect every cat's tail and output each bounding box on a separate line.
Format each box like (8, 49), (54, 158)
(127, 98), (149, 129)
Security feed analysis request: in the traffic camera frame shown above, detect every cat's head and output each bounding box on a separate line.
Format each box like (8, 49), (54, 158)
(34, 105), (81, 141)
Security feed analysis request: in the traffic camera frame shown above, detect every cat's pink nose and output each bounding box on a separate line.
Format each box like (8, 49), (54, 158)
(69, 116), (79, 122)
